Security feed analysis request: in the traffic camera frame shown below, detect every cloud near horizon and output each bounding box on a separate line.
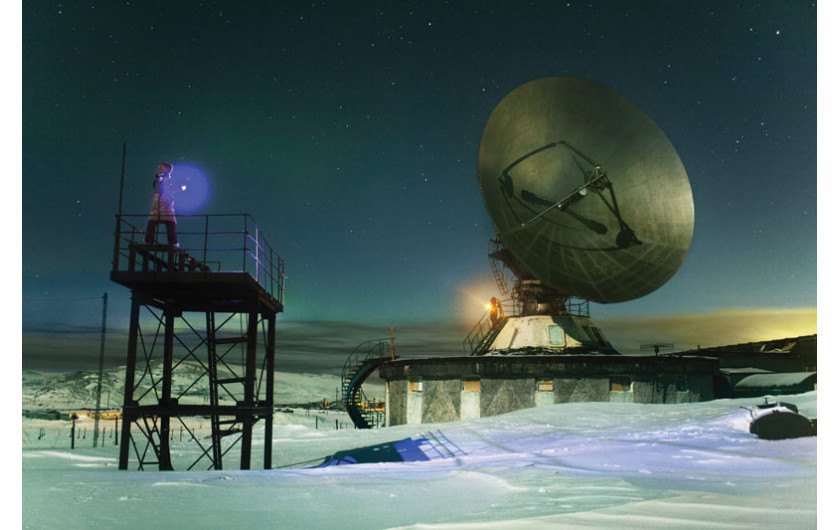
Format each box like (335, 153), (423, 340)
(22, 308), (817, 374)
(22, 318), (472, 375)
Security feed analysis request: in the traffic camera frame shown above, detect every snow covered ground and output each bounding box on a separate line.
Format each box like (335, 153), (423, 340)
(21, 368), (818, 530)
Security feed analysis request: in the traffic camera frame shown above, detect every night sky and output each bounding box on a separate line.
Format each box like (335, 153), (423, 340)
(21, 1), (819, 374)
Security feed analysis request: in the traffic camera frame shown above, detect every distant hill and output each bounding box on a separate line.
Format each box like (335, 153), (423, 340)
(22, 364), (383, 412)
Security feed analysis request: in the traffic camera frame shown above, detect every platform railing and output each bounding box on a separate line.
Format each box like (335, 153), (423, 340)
(564, 298), (590, 318)
(112, 213), (286, 306)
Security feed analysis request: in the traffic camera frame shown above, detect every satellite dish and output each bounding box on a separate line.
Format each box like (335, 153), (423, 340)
(477, 77), (694, 303)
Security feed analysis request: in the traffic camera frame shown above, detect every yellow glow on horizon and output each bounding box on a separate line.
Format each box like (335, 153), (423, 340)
(599, 307), (817, 351)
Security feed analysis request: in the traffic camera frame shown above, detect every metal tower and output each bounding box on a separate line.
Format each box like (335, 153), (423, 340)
(111, 213), (285, 471)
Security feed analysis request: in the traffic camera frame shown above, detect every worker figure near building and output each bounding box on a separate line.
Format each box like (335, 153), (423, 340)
(489, 297), (500, 328)
(144, 162), (183, 247)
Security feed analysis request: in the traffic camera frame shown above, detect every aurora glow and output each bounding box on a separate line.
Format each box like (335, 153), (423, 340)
(21, 1), (818, 371)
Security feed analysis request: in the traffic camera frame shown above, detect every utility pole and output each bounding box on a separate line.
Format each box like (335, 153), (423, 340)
(70, 414), (77, 449)
(390, 324), (396, 360)
(94, 292), (108, 447)
(641, 343), (673, 404)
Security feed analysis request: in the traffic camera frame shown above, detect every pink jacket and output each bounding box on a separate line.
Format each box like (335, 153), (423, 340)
(148, 175), (177, 222)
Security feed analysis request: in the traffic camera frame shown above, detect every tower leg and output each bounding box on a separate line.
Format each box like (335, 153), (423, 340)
(206, 312), (223, 470)
(158, 307), (176, 471)
(119, 296), (141, 470)
(239, 309), (258, 470)
(263, 314), (276, 469)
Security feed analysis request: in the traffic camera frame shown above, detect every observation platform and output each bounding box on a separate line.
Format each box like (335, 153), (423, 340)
(111, 214), (285, 313)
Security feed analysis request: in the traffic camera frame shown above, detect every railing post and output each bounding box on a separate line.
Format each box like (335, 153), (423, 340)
(254, 224), (260, 285)
(269, 253), (275, 300)
(242, 215), (247, 274)
(278, 256), (285, 306)
(271, 254), (277, 301)
(203, 215), (209, 265)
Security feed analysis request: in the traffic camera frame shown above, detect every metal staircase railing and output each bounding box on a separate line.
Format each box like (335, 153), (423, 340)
(463, 314), (508, 355)
(463, 297), (516, 355)
(341, 339), (392, 429)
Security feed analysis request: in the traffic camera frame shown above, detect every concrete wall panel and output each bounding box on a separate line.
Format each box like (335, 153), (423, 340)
(387, 380), (407, 426)
(556, 378), (609, 402)
(423, 379), (461, 423)
(632, 379), (654, 403)
(482, 378), (535, 417)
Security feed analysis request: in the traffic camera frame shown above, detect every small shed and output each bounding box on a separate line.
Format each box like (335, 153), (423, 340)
(732, 372), (817, 398)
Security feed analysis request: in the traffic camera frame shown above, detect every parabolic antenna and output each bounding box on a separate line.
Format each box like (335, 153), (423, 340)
(478, 77), (694, 303)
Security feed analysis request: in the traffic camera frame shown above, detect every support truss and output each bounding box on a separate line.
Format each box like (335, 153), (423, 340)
(118, 293), (276, 471)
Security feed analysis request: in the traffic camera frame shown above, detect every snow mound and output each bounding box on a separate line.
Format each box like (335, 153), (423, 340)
(23, 390), (816, 529)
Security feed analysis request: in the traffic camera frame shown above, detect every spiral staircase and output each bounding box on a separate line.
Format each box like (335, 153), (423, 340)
(341, 339), (393, 429)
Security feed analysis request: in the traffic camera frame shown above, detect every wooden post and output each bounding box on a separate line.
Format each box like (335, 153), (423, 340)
(390, 325), (396, 360)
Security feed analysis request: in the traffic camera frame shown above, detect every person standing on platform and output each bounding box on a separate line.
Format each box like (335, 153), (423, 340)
(144, 162), (183, 247)
(489, 297), (500, 328)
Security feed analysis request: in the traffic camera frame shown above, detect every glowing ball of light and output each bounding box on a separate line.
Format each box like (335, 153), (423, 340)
(170, 163), (211, 214)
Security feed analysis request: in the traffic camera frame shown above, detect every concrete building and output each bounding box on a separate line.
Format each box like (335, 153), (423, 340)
(379, 354), (718, 426)
(371, 313), (815, 428)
